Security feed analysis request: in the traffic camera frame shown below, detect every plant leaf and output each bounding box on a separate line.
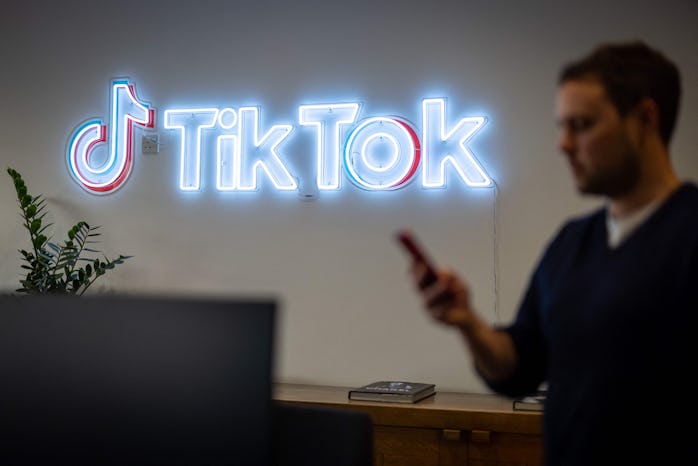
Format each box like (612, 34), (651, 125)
(29, 219), (41, 233)
(9, 167), (132, 295)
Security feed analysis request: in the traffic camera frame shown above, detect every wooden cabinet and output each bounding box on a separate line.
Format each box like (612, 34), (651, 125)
(274, 384), (543, 466)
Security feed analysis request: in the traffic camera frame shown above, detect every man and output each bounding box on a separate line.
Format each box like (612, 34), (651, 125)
(409, 41), (697, 465)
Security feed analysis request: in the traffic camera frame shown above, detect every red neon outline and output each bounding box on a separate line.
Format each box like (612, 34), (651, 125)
(74, 82), (156, 194)
(88, 119), (134, 193)
(392, 117), (421, 188)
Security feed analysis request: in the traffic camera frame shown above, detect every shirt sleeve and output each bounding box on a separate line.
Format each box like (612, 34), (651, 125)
(479, 220), (578, 398)
(482, 271), (548, 398)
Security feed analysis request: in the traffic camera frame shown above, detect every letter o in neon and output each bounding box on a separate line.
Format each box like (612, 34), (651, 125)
(343, 117), (421, 190)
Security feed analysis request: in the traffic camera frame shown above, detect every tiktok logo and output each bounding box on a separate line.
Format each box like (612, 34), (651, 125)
(165, 101), (489, 192)
(67, 79), (491, 195)
(67, 79), (155, 194)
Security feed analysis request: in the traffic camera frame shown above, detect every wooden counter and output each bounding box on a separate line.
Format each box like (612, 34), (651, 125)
(274, 383), (543, 466)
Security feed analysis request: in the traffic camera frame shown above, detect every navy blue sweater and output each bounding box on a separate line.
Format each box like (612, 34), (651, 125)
(489, 183), (698, 465)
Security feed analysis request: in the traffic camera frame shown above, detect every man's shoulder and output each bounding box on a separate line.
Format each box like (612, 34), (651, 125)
(535, 207), (605, 265)
(680, 181), (698, 192)
(654, 182), (698, 226)
(556, 181), (698, 235)
(673, 181), (698, 205)
(556, 206), (605, 240)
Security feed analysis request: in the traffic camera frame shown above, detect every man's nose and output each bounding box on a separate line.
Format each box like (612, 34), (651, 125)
(558, 130), (575, 156)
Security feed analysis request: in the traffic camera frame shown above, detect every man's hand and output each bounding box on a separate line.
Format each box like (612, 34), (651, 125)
(411, 263), (477, 330)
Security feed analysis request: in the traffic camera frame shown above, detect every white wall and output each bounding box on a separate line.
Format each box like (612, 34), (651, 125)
(1, 0), (696, 393)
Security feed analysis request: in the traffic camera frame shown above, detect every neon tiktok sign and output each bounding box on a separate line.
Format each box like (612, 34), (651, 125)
(67, 79), (491, 195)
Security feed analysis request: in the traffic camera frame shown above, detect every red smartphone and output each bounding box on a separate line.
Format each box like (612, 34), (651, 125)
(395, 229), (438, 285)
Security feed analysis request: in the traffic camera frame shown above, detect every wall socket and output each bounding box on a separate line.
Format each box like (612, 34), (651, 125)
(142, 134), (159, 154)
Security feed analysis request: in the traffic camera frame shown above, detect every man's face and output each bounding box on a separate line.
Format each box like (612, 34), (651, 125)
(555, 79), (642, 198)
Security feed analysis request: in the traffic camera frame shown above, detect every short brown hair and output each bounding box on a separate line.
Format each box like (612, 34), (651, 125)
(559, 41), (681, 145)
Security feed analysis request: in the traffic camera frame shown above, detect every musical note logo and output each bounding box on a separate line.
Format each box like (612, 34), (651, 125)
(67, 79), (154, 194)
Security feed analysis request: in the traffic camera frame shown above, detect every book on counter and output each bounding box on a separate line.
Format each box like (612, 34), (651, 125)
(348, 381), (436, 403)
(513, 389), (547, 411)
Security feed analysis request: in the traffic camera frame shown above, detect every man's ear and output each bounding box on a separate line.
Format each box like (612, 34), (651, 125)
(635, 97), (660, 131)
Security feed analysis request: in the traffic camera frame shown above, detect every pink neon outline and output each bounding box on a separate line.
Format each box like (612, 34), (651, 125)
(343, 116), (422, 190)
(392, 117), (421, 188)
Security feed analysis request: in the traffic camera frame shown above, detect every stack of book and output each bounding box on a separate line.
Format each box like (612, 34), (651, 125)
(512, 389), (547, 411)
(348, 381), (436, 404)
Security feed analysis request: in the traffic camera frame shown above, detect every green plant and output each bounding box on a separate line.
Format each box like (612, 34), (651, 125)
(7, 167), (132, 295)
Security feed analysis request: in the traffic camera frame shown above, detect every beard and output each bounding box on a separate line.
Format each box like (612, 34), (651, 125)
(574, 142), (643, 198)
(578, 160), (640, 198)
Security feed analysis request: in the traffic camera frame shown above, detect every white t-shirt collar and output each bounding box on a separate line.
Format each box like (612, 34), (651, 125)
(606, 199), (662, 249)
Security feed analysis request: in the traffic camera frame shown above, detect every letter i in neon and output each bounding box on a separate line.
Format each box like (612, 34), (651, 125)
(67, 79), (155, 194)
